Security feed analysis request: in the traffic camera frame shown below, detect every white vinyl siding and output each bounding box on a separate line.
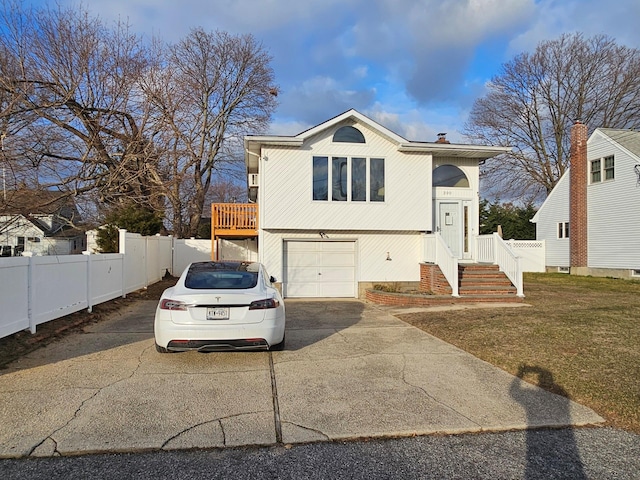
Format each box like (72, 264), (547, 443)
(531, 171), (570, 267)
(260, 122), (432, 231)
(260, 230), (422, 294)
(587, 132), (640, 269)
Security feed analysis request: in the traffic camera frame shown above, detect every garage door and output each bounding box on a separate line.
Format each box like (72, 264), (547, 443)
(284, 241), (356, 297)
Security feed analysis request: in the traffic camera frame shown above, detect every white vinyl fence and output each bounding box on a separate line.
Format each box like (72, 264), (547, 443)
(503, 239), (546, 273)
(0, 231), (212, 340)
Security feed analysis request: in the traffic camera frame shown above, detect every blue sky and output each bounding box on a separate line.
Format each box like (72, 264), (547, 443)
(25, 0), (640, 142)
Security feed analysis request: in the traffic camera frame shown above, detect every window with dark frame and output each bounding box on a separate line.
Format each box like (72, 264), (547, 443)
(333, 125), (366, 143)
(558, 222), (569, 239)
(312, 156), (385, 203)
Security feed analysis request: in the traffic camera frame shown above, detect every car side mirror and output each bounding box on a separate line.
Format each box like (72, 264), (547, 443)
(270, 276), (277, 283)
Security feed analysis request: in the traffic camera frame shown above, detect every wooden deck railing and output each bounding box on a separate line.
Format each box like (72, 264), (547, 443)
(211, 203), (258, 237)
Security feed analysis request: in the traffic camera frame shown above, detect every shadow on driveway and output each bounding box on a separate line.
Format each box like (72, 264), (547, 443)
(510, 365), (587, 479)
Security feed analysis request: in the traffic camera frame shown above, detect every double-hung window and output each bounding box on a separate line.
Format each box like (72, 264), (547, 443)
(313, 156), (385, 202)
(557, 222), (569, 239)
(591, 155), (614, 184)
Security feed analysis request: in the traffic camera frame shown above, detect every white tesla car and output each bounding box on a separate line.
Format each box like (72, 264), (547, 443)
(154, 261), (286, 353)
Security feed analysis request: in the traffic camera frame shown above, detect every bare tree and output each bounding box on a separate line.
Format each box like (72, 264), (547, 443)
(0, 4), (277, 237)
(0, 1), (161, 214)
(465, 33), (640, 201)
(142, 28), (277, 237)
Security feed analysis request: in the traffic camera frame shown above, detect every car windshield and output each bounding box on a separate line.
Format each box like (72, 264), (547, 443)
(185, 262), (259, 290)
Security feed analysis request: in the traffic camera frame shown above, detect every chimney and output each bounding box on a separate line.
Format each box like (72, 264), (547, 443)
(569, 120), (588, 270)
(436, 133), (450, 144)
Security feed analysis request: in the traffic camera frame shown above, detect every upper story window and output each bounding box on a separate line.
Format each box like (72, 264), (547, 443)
(591, 155), (614, 184)
(432, 164), (469, 187)
(313, 156), (384, 202)
(333, 126), (365, 143)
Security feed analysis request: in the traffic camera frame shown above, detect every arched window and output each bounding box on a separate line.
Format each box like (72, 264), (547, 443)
(333, 125), (365, 143)
(433, 165), (469, 187)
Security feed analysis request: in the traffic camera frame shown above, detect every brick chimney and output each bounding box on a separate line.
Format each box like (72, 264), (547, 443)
(436, 133), (450, 144)
(569, 121), (588, 270)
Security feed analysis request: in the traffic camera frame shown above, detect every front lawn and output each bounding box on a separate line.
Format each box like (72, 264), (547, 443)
(397, 273), (640, 433)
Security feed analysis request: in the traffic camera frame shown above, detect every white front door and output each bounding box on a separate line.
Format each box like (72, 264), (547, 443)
(438, 202), (461, 257)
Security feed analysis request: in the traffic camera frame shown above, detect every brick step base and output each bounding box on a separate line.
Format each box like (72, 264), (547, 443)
(365, 289), (524, 307)
(420, 262), (520, 299)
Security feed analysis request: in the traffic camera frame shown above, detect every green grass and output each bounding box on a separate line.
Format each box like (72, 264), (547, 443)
(397, 273), (640, 432)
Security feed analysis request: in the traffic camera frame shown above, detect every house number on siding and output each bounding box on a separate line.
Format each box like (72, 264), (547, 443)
(442, 190), (453, 196)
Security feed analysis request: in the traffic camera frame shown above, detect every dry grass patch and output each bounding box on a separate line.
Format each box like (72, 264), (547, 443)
(397, 273), (640, 433)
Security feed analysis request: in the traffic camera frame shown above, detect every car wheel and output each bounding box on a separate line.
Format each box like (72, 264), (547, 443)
(155, 343), (173, 354)
(270, 334), (285, 351)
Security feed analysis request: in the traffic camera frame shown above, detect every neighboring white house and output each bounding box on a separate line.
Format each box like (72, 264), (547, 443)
(0, 190), (86, 256)
(531, 124), (640, 279)
(244, 109), (510, 298)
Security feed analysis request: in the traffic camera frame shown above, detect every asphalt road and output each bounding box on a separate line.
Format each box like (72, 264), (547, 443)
(2, 427), (639, 479)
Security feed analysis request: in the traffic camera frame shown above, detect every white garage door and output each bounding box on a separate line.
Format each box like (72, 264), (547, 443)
(284, 241), (356, 298)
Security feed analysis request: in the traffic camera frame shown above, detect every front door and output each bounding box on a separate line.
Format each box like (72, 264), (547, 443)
(438, 202), (461, 257)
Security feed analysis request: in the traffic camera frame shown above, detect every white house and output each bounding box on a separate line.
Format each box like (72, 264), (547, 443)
(531, 123), (640, 279)
(242, 109), (514, 298)
(0, 190), (86, 256)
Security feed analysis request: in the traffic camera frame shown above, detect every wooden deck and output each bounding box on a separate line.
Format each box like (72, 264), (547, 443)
(211, 203), (258, 238)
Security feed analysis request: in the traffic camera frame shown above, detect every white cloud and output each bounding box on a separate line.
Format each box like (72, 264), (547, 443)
(27, 0), (640, 140)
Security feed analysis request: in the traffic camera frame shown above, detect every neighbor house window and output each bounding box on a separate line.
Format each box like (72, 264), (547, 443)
(591, 155), (614, 184)
(558, 222), (569, 239)
(591, 159), (601, 183)
(312, 156), (385, 202)
(604, 155), (615, 180)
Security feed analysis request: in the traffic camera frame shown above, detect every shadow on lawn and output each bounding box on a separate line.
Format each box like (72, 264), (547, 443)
(510, 365), (587, 479)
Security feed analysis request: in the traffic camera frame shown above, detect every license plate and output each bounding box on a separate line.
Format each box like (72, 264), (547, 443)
(206, 307), (229, 320)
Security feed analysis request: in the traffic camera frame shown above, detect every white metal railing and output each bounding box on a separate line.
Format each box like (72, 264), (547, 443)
(422, 232), (459, 297)
(492, 233), (524, 297)
(422, 233), (436, 263)
(475, 234), (495, 263)
(424, 232), (525, 298)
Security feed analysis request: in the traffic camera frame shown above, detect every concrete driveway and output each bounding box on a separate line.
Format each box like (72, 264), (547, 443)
(0, 299), (603, 458)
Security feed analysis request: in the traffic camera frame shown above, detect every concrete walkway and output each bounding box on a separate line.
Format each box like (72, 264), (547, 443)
(0, 299), (604, 458)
